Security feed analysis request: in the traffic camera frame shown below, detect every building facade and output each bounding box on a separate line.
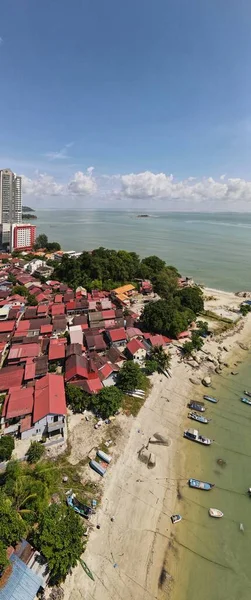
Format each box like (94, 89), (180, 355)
(11, 223), (36, 251)
(0, 168), (22, 224)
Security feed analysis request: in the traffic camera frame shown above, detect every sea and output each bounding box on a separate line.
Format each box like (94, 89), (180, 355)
(34, 210), (251, 292)
(34, 209), (251, 598)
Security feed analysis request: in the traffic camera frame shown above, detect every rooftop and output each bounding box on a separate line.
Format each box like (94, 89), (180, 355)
(33, 373), (66, 422)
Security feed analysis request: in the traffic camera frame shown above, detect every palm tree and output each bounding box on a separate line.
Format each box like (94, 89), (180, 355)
(149, 345), (170, 371)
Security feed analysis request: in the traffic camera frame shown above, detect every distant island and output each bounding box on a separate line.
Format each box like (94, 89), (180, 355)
(22, 213), (37, 220)
(22, 205), (35, 212)
(22, 206), (37, 220)
(137, 214), (150, 218)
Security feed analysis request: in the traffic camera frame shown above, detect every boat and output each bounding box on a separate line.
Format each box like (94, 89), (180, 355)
(183, 428), (212, 445)
(203, 395), (218, 404)
(188, 411), (210, 424)
(209, 508), (224, 518)
(231, 371), (238, 375)
(241, 397), (251, 406)
(79, 559), (95, 581)
(240, 523), (244, 532)
(171, 514), (182, 524)
(247, 487), (251, 497)
(188, 401), (206, 413)
(189, 478), (214, 491)
(244, 390), (251, 398)
(66, 493), (93, 519)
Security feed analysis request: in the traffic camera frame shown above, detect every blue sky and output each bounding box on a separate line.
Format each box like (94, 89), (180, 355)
(1, 0), (251, 210)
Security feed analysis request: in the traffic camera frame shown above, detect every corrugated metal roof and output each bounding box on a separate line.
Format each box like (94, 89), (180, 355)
(0, 554), (42, 600)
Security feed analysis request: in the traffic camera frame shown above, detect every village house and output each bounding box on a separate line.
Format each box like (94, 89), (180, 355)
(107, 327), (127, 347)
(126, 338), (147, 364)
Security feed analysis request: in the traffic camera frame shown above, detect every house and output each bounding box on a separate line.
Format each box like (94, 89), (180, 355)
(7, 343), (41, 363)
(48, 338), (66, 362)
(0, 365), (24, 392)
(69, 325), (83, 346)
(24, 258), (46, 274)
(107, 327), (127, 347)
(52, 316), (67, 334)
(140, 280), (153, 294)
(0, 540), (47, 600)
(65, 343), (82, 358)
(65, 354), (89, 383)
(126, 327), (143, 340)
(99, 362), (119, 387)
(50, 303), (65, 317)
(143, 333), (172, 347)
(84, 331), (107, 352)
(106, 346), (126, 367)
(126, 338), (147, 364)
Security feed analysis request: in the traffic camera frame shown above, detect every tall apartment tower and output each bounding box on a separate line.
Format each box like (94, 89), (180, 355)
(0, 168), (22, 224)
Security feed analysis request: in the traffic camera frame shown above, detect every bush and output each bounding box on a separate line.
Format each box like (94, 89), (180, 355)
(0, 436), (14, 462)
(144, 360), (158, 375)
(26, 441), (45, 464)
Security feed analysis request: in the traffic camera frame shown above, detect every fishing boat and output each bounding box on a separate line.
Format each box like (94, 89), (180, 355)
(183, 428), (212, 445)
(209, 508), (224, 518)
(247, 488), (251, 497)
(188, 411), (210, 424)
(241, 397), (251, 406)
(171, 514), (182, 524)
(244, 390), (251, 398)
(189, 478), (214, 491)
(66, 493), (93, 519)
(203, 395), (218, 404)
(188, 401), (206, 413)
(79, 559), (95, 581)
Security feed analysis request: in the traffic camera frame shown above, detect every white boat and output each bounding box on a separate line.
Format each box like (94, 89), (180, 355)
(184, 428), (212, 445)
(209, 508), (224, 518)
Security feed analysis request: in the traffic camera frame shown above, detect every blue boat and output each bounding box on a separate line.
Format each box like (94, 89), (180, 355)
(188, 411), (210, 424)
(203, 395), (218, 404)
(189, 478), (214, 491)
(241, 397), (251, 406)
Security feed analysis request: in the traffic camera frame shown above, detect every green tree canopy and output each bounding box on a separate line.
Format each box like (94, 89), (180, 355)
(65, 384), (91, 413)
(0, 493), (26, 546)
(141, 299), (195, 339)
(149, 345), (170, 370)
(141, 255), (166, 278)
(34, 504), (83, 584)
(12, 284), (29, 297)
(117, 361), (145, 392)
(26, 441), (45, 464)
(152, 268), (179, 298)
(0, 436), (14, 462)
(0, 540), (8, 574)
(27, 293), (38, 306)
(34, 233), (48, 249)
(144, 360), (158, 375)
(91, 387), (123, 419)
(178, 287), (204, 314)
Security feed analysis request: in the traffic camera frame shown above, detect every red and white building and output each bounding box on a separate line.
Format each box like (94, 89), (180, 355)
(11, 223), (36, 251)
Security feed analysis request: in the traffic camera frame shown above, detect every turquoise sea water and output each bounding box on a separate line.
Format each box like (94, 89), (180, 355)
(172, 354), (251, 600)
(34, 210), (251, 292)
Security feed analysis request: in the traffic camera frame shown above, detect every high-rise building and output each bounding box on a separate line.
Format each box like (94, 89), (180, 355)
(0, 168), (22, 224)
(11, 223), (36, 252)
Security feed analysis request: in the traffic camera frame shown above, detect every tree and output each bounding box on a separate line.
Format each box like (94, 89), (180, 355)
(46, 242), (61, 251)
(191, 331), (204, 351)
(149, 345), (170, 370)
(0, 494), (26, 546)
(197, 320), (209, 336)
(65, 384), (90, 413)
(142, 299), (195, 339)
(117, 361), (145, 392)
(34, 233), (48, 249)
(240, 304), (251, 316)
(34, 504), (83, 584)
(152, 268), (179, 298)
(178, 287), (204, 315)
(141, 255), (166, 278)
(91, 387), (123, 419)
(144, 360), (158, 375)
(26, 441), (45, 464)
(0, 540), (8, 574)
(12, 284), (28, 297)
(0, 436), (14, 462)
(27, 293), (38, 306)
(182, 341), (194, 356)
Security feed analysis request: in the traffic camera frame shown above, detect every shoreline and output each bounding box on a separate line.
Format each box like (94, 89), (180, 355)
(62, 292), (251, 600)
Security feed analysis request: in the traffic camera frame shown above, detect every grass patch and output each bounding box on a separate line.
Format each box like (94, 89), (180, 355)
(122, 379), (151, 417)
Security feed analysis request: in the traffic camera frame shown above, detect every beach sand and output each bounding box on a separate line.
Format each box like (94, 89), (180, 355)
(62, 290), (251, 600)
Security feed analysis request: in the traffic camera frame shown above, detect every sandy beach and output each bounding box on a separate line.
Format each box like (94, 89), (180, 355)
(62, 289), (251, 600)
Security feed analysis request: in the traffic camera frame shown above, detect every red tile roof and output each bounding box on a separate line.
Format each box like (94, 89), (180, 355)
(36, 293), (49, 303)
(5, 387), (34, 419)
(40, 324), (53, 334)
(0, 321), (16, 334)
(34, 373), (66, 422)
(0, 365), (24, 391)
(51, 303), (65, 316)
(127, 338), (145, 355)
(66, 300), (76, 311)
(24, 359), (36, 381)
(37, 304), (49, 315)
(84, 376), (103, 394)
(102, 309), (115, 320)
(65, 354), (89, 382)
(126, 327), (143, 339)
(108, 327), (127, 342)
(54, 294), (63, 303)
(8, 343), (40, 361)
(48, 339), (66, 361)
(99, 363), (113, 380)
(177, 331), (190, 339)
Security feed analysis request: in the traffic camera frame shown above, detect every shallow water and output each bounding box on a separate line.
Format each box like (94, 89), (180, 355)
(171, 354), (251, 600)
(34, 210), (251, 291)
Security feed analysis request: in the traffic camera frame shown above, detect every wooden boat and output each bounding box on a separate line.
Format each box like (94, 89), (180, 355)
(241, 397), (251, 406)
(80, 559), (95, 581)
(209, 508), (223, 518)
(171, 514), (182, 524)
(203, 395), (218, 404)
(66, 493), (93, 519)
(247, 487), (251, 497)
(244, 390), (251, 398)
(184, 428), (212, 445)
(188, 411), (209, 424)
(188, 401), (206, 413)
(189, 478), (214, 491)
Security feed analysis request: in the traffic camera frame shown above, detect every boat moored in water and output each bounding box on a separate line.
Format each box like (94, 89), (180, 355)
(244, 390), (251, 398)
(189, 478), (214, 490)
(171, 514), (182, 524)
(247, 488), (251, 497)
(184, 428), (212, 445)
(188, 401), (206, 413)
(209, 508), (224, 518)
(203, 395), (218, 404)
(188, 411), (210, 424)
(241, 397), (251, 406)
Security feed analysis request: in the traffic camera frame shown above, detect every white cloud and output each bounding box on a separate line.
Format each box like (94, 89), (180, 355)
(22, 168), (97, 197)
(45, 142), (74, 161)
(0, 37), (3, 46)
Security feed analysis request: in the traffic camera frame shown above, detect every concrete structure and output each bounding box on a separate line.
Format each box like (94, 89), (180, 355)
(11, 223), (36, 251)
(24, 258), (46, 274)
(0, 169), (22, 225)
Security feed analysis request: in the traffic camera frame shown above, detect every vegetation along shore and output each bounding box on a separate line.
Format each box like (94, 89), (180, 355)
(0, 242), (250, 600)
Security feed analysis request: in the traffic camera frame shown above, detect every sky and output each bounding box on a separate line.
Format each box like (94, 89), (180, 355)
(1, 0), (251, 211)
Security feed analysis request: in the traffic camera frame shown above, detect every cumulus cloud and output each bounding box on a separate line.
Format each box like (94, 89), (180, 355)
(22, 168), (97, 197)
(119, 171), (251, 204)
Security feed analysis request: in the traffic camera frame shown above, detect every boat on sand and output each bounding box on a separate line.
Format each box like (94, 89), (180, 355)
(188, 401), (206, 412)
(184, 428), (212, 445)
(244, 390), (251, 398)
(209, 508), (223, 518)
(188, 411), (210, 424)
(203, 395), (218, 404)
(171, 514), (182, 524)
